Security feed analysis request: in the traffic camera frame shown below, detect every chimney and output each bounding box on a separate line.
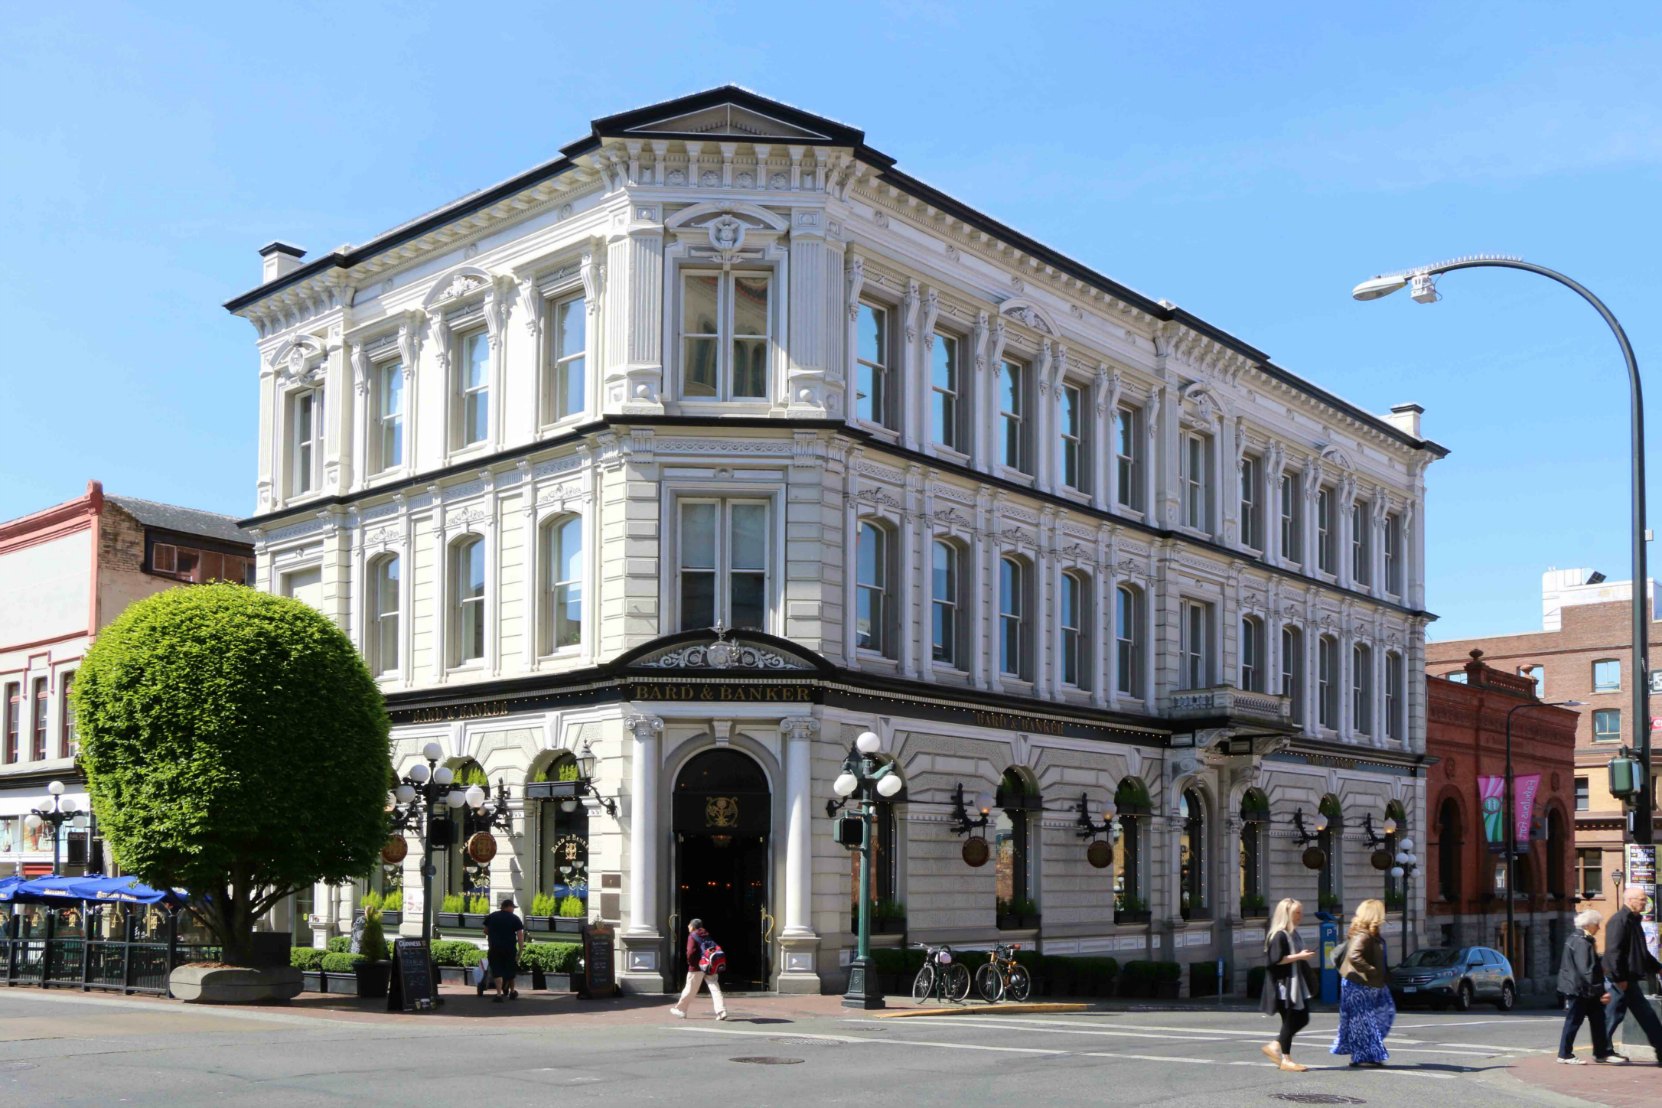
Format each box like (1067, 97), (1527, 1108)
(1385, 402), (1423, 438)
(259, 242), (307, 283)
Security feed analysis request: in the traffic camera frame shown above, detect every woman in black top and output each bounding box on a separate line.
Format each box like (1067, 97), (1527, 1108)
(1261, 897), (1318, 1071)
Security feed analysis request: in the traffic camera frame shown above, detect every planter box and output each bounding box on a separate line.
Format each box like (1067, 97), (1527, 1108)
(355, 960), (391, 999)
(525, 916), (554, 933)
(300, 970), (325, 992)
(871, 918), (906, 935)
(321, 971), (359, 994)
(434, 913), (465, 929)
(524, 778), (588, 801)
(541, 972), (572, 992)
(1240, 907), (1268, 920)
(1155, 979), (1180, 1000)
(437, 965), (474, 986)
(379, 911), (402, 927)
(459, 914), (489, 929)
(551, 917), (585, 934)
(996, 914), (1038, 930)
(1114, 910), (1151, 925)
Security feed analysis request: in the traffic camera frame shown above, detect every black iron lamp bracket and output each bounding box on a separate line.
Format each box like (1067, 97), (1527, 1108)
(948, 782), (990, 837)
(1073, 793), (1115, 840)
(1291, 808), (1320, 845)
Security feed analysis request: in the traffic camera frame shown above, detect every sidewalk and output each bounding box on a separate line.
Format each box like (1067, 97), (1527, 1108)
(1508, 1053), (1660, 1108)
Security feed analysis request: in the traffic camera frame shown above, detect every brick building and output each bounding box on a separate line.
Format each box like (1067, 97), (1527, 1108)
(1426, 568), (1661, 931)
(0, 481), (252, 875)
(1424, 652), (1578, 990)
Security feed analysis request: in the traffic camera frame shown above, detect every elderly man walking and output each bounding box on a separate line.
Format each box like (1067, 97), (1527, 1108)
(1603, 883), (1662, 1064)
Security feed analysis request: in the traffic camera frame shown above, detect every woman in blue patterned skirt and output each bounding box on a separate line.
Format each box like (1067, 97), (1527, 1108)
(1330, 898), (1395, 1067)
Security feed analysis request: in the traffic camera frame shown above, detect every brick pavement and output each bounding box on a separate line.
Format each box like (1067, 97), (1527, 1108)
(1509, 1052), (1661, 1108)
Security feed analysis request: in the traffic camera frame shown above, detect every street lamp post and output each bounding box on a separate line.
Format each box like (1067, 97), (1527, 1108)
(1385, 818), (1419, 955)
(1354, 258), (1651, 856)
(24, 780), (80, 875)
(830, 729), (903, 1010)
(1501, 699), (1584, 969)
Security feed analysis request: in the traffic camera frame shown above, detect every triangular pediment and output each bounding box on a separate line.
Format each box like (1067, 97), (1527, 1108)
(624, 102), (831, 142)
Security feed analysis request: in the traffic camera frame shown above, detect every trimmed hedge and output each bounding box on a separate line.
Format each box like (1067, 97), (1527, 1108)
(1043, 955), (1119, 997)
(521, 942), (582, 974)
(290, 947), (326, 971)
(1118, 959), (1181, 997)
(1246, 965), (1267, 1000)
(320, 952), (366, 973)
(431, 940), (484, 967)
(326, 935), (352, 954)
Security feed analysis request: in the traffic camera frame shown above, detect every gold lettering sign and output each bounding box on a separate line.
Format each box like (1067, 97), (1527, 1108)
(706, 796), (739, 828)
(969, 709), (1066, 736)
(631, 683), (812, 703)
(401, 700), (512, 724)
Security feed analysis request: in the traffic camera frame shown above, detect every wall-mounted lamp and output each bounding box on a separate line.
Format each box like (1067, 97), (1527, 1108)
(1292, 808), (1326, 845)
(1073, 794), (1117, 840)
(949, 783), (993, 836)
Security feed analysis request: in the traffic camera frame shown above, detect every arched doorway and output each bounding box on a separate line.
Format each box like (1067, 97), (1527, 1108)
(673, 749), (771, 989)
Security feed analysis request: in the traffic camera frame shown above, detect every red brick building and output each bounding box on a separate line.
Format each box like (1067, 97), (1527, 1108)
(1426, 570), (1661, 926)
(1424, 652), (1578, 990)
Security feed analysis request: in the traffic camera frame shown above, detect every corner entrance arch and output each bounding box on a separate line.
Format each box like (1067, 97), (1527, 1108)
(672, 749), (771, 989)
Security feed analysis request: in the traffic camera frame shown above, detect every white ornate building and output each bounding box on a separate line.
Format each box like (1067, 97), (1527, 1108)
(229, 88), (1447, 993)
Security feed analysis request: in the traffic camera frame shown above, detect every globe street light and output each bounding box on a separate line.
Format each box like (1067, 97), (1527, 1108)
(1391, 835), (1419, 953)
(25, 781), (82, 875)
(829, 729), (902, 1009)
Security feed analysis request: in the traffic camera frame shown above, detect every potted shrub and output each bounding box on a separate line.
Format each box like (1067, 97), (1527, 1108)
(354, 908), (391, 999)
(1114, 894), (1151, 925)
(1239, 893), (1268, 919)
(435, 894), (466, 930)
(1118, 960), (1152, 998)
(430, 939), (483, 985)
(459, 894), (491, 929)
(525, 893), (557, 933)
(552, 895), (586, 935)
(291, 946), (326, 992)
(1014, 897), (1040, 930)
(871, 898), (906, 935)
(319, 951), (365, 993)
(523, 941), (582, 991)
(1153, 961), (1182, 999)
(379, 889), (403, 927)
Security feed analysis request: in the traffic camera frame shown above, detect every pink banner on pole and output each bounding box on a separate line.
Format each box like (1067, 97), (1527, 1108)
(1513, 774), (1541, 845)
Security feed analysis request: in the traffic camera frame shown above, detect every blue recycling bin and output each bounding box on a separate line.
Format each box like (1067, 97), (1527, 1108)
(1317, 913), (1339, 1004)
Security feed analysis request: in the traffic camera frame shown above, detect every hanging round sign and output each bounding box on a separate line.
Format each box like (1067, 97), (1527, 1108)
(1370, 849), (1392, 872)
(380, 835), (408, 865)
(1085, 840), (1113, 869)
(1301, 847), (1326, 870)
(466, 832), (498, 864)
(962, 836), (991, 868)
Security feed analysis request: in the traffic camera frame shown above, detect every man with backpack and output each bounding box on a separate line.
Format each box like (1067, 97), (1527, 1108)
(670, 918), (728, 1020)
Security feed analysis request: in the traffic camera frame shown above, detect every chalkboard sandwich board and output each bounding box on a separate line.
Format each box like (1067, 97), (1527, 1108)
(578, 920), (619, 999)
(389, 938), (437, 1012)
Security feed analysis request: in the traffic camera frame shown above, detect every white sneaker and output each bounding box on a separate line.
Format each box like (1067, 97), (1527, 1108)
(716, 1011), (729, 1021)
(1557, 1056), (1586, 1065)
(670, 1008), (686, 1019)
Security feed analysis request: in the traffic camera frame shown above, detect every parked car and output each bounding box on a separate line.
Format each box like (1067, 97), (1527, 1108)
(1388, 945), (1516, 1011)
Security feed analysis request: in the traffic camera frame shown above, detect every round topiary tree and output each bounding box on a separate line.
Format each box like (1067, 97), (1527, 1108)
(74, 583), (390, 966)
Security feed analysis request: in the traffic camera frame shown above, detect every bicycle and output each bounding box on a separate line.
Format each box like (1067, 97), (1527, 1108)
(973, 942), (1032, 1003)
(910, 941), (971, 1004)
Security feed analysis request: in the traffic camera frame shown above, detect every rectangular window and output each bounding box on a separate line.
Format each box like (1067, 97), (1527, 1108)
(547, 293), (586, 423)
(677, 500), (768, 633)
(1593, 709), (1621, 742)
(1060, 573), (1088, 688)
(681, 272), (771, 401)
(2, 684), (15, 764)
(930, 334), (961, 451)
(1316, 488), (1335, 573)
(1318, 637), (1338, 729)
(369, 557), (400, 675)
(1059, 383), (1087, 492)
(999, 361), (1029, 474)
(288, 388), (322, 496)
(1240, 454), (1262, 551)
(1180, 600), (1210, 689)
(931, 541), (959, 666)
(59, 671), (76, 758)
(1279, 473), (1302, 566)
(1282, 627), (1304, 726)
(1351, 502), (1371, 585)
(855, 303), (893, 428)
(450, 539), (486, 665)
(458, 330), (490, 447)
(544, 517), (583, 652)
(1115, 404), (1143, 510)
(1352, 644), (1372, 733)
(1574, 779), (1590, 813)
(1385, 653), (1405, 741)
(854, 522), (891, 655)
(371, 362), (404, 474)
(1383, 512), (1403, 593)
(30, 678), (46, 761)
(1115, 585), (1142, 695)
(999, 557), (1028, 679)
(1180, 432), (1209, 531)
(1240, 617), (1264, 692)
(1577, 848), (1601, 898)
(1592, 659), (1621, 692)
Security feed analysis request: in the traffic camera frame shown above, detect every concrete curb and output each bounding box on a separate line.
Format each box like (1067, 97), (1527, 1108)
(872, 1002), (1089, 1018)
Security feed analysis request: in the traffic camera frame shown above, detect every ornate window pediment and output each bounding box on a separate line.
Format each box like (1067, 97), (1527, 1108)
(667, 202), (789, 265)
(998, 297), (1060, 337)
(629, 626), (817, 672)
(270, 335), (329, 386)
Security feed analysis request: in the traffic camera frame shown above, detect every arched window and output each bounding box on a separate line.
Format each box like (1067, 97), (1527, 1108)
(855, 521), (892, 656)
(1317, 635), (1339, 729)
(1115, 584), (1143, 696)
(367, 553), (400, 675)
(1060, 571), (1090, 689)
(1240, 616), (1265, 692)
(1113, 777), (1152, 920)
(1180, 789), (1208, 920)
(1282, 625), (1304, 726)
(1318, 794), (1343, 910)
(994, 769), (1039, 924)
(542, 515), (583, 652)
(930, 540), (962, 668)
(449, 535), (486, 666)
(999, 556), (1030, 680)
(1546, 808), (1566, 898)
(1437, 797), (1462, 902)
(1240, 790), (1270, 916)
(534, 752), (590, 916)
(1352, 643), (1373, 734)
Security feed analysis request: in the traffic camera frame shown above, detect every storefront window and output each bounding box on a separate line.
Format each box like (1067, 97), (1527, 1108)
(536, 754), (589, 914)
(1318, 794), (1343, 909)
(1113, 777), (1151, 915)
(1180, 789), (1207, 920)
(994, 769), (1036, 916)
(1239, 790), (1270, 914)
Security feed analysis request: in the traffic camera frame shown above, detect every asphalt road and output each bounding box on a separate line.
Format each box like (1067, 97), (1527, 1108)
(0, 989), (1605, 1108)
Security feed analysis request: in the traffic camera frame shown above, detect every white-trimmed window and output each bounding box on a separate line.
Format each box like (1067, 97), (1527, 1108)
(449, 536), (486, 666)
(1383, 511), (1403, 594)
(1385, 652), (1405, 741)
(1180, 431), (1210, 531)
(287, 387), (323, 497)
(1351, 501), (1372, 585)
(681, 271), (771, 400)
(1316, 487), (1336, 574)
(1115, 584), (1144, 695)
(1115, 403), (1143, 511)
(370, 362), (403, 475)
(677, 500), (768, 632)
(931, 540), (962, 667)
(998, 555), (1030, 679)
(1180, 599), (1211, 689)
(855, 303), (895, 429)
(1240, 453), (1263, 551)
(1279, 472), (1302, 566)
(1059, 383), (1088, 493)
(855, 521), (893, 656)
(542, 515), (583, 652)
(1240, 615), (1265, 692)
(455, 330), (490, 449)
(1352, 642), (1373, 733)
(545, 293), (586, 424)
(1282, 625), (1304, 725)
(930, 334), (962, 451)
(1060, 570), (1090, 688)
(367, 553), (400, 675)
(998, 360), (1031, 474)
(1593, 709), (1621, 742)
(1593, 659), (1621, 692)
(1317, 634), (1339, 729)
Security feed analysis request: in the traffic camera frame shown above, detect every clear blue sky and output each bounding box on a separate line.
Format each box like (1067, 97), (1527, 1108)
(2, 1), (1657, 641)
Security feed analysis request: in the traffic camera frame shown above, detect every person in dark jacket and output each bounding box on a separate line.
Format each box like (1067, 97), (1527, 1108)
(1260, 898), (1318, 1071)
(1603, 884), (1662, 1063)
(669, 919), (728, 1021)
(1556, 909), (1615, 1063)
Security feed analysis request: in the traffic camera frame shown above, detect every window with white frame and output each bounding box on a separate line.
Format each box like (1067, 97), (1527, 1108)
(449, 536), (486, 666)
(998, 555), (1030, 679)
(1240, 615), (1265, 692)
(1059, 383), (1088, 493)
(1115, 584), (1143, 695)
(1317, 635), (1339, 729)
(1060, 570), (1090, 688)
(998, 360), (1030, 474)
(1383, 511), (1403, 594)
(367, 553), (400, 675)
(1352, 642), (1373, 733)
(677, 500), (768, 632)
(1279, 472), (1302, 566)
(1240, 453), (1263, 551)
(930, 334), (962, 451)
(1180, 432), (1210, 531)
(1592, 659), (1621, 692)
(455, 330), (490, 449)
(370, 362), (403, 475)
(1351, 501), (1372, 585)
(1593, 709), (1621, 742)
(545, 293), (586, 424)
(1180, 599), (1211, 689)
(855, 303), (895, 429)
(1115, 403), (1143, 511)
(1385, 651), (1405, 740)
(930, 539), (962, 667)
(1282, 625), (1304, 725)
(1315, 487), (1336, 574)
(59, 671), (77, 758)
(855, 521), (893, 656)
(681, 271), (770, 400)
(287, 388), (323, 497)
(542, 515), (583, 652)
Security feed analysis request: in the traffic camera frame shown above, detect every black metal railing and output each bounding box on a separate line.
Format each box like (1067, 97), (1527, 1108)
(1, 906), (220, 996)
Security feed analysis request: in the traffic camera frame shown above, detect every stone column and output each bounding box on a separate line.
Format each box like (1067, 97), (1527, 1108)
(610, 208), (665, 415)
(621, 712), (665, 993)
(777, 717), (822, 993)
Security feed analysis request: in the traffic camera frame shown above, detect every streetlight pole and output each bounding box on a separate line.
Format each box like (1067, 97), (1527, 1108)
(25, 780), (80, 875)
(1502, 699), (1583, 969)
(830, 729), (903, 1010)
(1354, 258), (1650, 855)
(389, 741), (486, 998)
